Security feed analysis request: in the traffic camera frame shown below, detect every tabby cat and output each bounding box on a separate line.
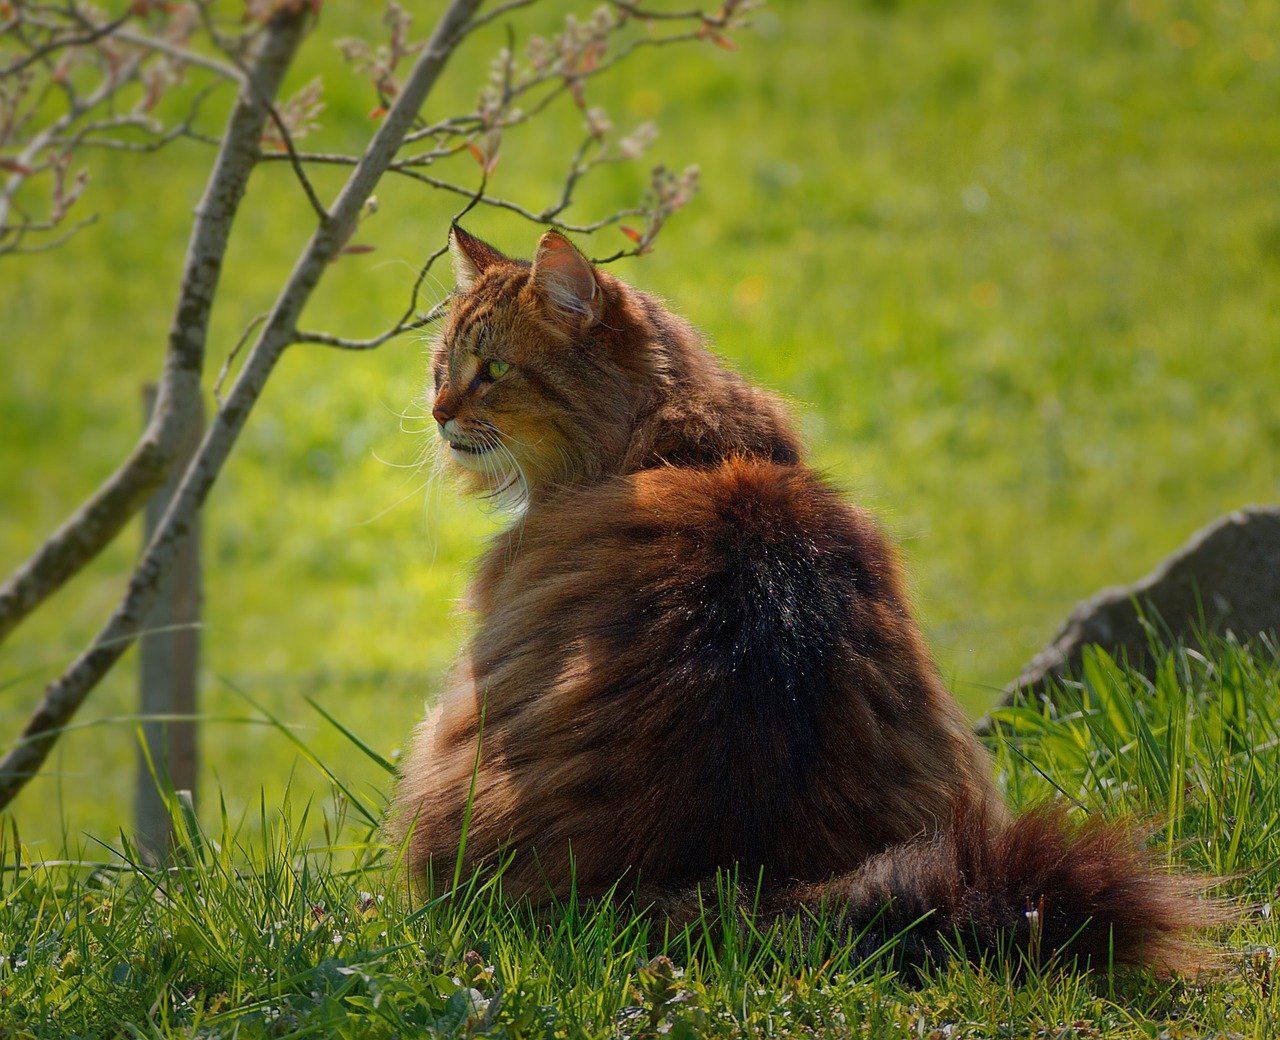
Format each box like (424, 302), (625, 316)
(390, 225), (1216, 974)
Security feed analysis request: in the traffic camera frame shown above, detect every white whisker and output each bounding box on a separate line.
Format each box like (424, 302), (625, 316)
(381, 399), (431, 422)
(372, 445), (433, 469)
(354, 475), (436, 526)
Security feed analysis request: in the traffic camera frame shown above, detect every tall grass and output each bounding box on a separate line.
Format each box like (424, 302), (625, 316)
(2, 639), (1277, 1037)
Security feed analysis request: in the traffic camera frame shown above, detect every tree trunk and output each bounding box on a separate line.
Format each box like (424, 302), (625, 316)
(135, 385), (203, 861)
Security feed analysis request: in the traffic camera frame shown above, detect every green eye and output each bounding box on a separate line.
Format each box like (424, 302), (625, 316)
(483, 359), (510, 381)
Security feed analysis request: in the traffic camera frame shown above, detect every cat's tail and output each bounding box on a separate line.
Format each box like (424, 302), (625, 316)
(757, 803), (1226, 977)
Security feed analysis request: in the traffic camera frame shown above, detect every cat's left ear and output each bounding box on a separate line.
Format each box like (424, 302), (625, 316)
(531, 230), (601, 326)
(449, 224), (507, 292)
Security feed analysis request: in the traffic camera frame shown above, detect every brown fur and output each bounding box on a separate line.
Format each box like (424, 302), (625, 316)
(390, 227), (1220, 974)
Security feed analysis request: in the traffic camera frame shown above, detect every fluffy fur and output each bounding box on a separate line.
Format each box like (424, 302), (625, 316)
(390, 226), (1219, 975)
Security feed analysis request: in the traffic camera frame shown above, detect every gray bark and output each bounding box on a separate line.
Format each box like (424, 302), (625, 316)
(135, 386), (203, 862)
(0, 0), (485, 810)
(0, 10), (307, 648)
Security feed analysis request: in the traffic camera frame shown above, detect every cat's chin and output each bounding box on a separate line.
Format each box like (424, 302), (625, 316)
(449, 456), (529, 513)
(447, 443), (494, 471)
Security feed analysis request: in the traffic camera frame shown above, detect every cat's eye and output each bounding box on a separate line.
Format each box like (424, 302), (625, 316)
(483, 359), (510, 381)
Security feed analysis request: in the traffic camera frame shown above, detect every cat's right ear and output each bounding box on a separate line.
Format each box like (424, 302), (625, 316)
(530, 229), (601, 327)
(449, 225), (506, 292)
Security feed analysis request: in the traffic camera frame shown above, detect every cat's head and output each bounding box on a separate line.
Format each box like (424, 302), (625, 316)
(429, 226), (642, 507)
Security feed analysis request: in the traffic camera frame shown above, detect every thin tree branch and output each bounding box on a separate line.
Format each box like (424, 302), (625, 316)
(110, 26), (245, 85)
(0, 4), (247, 256)
(0, 51), (145, 238)
(1, 212), (97, 253)
(503, 26), (705, 133)
(258, 150), (644, 231)
(293, 174), (492, 351)
(608, 0), (748, 23)
(0, 10), (310, 648)
(541, 132), (602, 221)
(213, 311), (268, 405)
(287, 9), (722, 352)
(260, 102), (328, 221)
(386, 168), (647, 231)
(399, 113), (482, 147)
(291, 324), (425, 351)
(212, 27), (328, 222)
(396, 21), (705, 149)
(42, 1), (246, 85)
(48, 83), (225, 155)
(258, 17), (715, 182)
(0, 9), (132, 77)
(0, 0), (486, 809)
(456, 0), (538, 37)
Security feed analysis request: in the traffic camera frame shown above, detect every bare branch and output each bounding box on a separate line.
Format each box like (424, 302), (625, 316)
(399, 113), (482, 147)
(0, 0), (733, 806)
(540, 131), (606, 222)
(418, 296), (453, 327)
(0, 9), (132, 78)
(287, 3), (724, 351)
(294, 173), (492, 351)
(0, 10), (310, 649)
(49, 83), (225, 155)
(0, 50), (146, 247)
(259, 100), (328, 220)
(394, 14), (708, 152)
(609, 1), (715, 20)
(291, 325), (422, 351)
(0, 0), (487, 809)
(257, 151), (645, 233)
(387, 167), (647, 232)
(1, 211), (97, 253)
(110, 26), (245, 86)
(214, 311), (269, 405)
(256, 148), (358, 166)
(0, 2), (244, 256)
(609, 0), (757, 25)
(293, 273), (449, 350)
(216, 42), (328, 221)
(456, 0), (538, 38)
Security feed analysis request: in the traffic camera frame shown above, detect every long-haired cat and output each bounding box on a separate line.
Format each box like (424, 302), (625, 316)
(391, 225), (1217, 974)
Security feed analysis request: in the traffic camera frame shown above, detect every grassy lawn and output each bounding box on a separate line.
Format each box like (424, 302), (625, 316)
(2, 0), (1279, 1013)
(2, 641), (1278, 1037)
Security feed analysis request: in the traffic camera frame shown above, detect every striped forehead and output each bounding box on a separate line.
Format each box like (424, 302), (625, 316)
(448, 266), (528, 346)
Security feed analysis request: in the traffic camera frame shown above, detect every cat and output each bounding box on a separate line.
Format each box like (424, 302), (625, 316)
(390, 225), (1218, 975)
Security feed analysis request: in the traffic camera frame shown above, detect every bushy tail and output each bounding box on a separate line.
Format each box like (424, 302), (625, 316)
(762, 804), (1224, 978)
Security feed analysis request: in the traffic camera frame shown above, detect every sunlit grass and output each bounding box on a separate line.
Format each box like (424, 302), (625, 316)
(2, 0), (1278, 853)
(2, 639), (1278, 1037)
(3, 3), (1278, 1032)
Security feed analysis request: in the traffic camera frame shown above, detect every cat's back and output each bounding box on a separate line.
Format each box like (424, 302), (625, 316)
(457, 457), (994, 892)
(480, 456), (911, 690)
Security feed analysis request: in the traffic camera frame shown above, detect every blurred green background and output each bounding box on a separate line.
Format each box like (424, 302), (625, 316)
(2, 0), (1278, 849)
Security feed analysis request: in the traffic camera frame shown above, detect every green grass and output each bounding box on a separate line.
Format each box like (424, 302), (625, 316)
(5, 5), (1279, 1032)
(2, 0), (1279, 883)
(2, 639), (1278, 1038)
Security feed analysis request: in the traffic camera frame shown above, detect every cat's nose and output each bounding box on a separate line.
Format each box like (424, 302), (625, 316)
(432, 399), (454, 427)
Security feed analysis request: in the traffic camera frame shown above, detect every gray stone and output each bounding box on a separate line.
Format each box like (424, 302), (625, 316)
(977, 505), (1280, 730)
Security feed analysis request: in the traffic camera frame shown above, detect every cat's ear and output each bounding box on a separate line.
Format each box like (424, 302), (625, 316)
(531, 229), (601, 326)
(449, 224), (506, 292)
